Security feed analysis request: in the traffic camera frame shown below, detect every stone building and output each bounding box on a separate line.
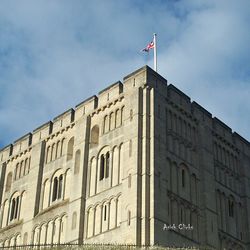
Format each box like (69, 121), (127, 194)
(0, 66), (250, 249)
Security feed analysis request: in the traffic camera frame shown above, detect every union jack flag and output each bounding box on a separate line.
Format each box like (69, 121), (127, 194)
(141, 41), (154, 52)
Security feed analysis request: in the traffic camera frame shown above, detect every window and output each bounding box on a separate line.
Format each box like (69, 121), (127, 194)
(72, 212), (77, 230)
(104, 205), (107, 221)
(58, 175), (63, 199)
(105, 152), (110, 178)
(52, 174), (64, 202)
(74, 150), (81, 174)
(127, 210), (131, 226)
(46, 146), (51, 163)
(228, 199), (234, 217)
(5, 172), (12, 192)
(67, 137), (74, 161)
(90, 125), (99, 146)
(99, 153), (110, 181)
(9, 195), (20, 222)
(128, 174), (132, 188)
(129, 140), (132, 157)
(100, 155), (105, 180)
(181, 169), (185, 187)
(110, 112), (115, 130)
(104, 115), (109, 133)
(52, 177), (58, 202)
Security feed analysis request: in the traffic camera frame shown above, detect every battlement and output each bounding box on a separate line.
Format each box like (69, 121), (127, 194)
(0, 65), (249, 163)
(98, 81), (123, 107)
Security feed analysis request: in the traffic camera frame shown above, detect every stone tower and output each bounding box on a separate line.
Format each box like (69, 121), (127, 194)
(0, 66), (250, 249)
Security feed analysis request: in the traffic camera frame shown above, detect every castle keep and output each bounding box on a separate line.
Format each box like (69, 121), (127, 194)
(0, 66), (250, 249)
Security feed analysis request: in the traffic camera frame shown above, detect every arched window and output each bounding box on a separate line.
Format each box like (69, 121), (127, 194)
(90, 125), (99, 146)
(52, 174), (64, 202)
(127, 210), (131, 226)
(103, 115), (109, 133)
(105, 152), (110, 178)
(109, 112), (115, 130)
(100, 155), (105, 180)
(19, 161), (24, 178)
(10, 198), (16, 221)
(115, 109), (121, 127)
(181, 169), (185, 188)
(228, 198), (234, 217)
(129, 140), (132, 157)
(9, 194), (20, 222)
(52, 177), (58, 202)
(24, 158), (29, 175)
(58, 175), (63, 199)
(72, 212), (77, 230)
(56, 141), (60, 158)
(15, 164), (19, 180)
(46, 146), (51, 163)
(104, 205), (107, 221)
(121, 106), (125, 125)
(51, 143), (56, 161)
(74, 150), (81, 174)
(67, 137), (74, 161)
(23, 232), (28, 245)
(5, 172), (12, 192)
(128, 174), (132, 188)
(99, 152), (110, 181)
(60, 138), (65, 156)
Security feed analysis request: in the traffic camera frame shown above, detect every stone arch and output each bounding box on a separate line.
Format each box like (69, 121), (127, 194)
(23, 232), (28, 245)
(46, 146), (51, 163)
(64, 168), (71, 199)
(1, 199), (9, 228)
(52, 143), (57, 161)
(171, 162), (178, 193)
(33, 225), (40, 245)
(119, 143), (124, 184)
(72, 211), (77, 230)
(9, 191), (21, 223)
(90, 125), (99, 147)
(42, 179), (50, 209)
(5, 172), (12, 192)
(115, 109), (121, 127)
(109, 197), (117, 229)
(121, 106), (125, 125)
(51, 168), (64, 203)
(102, 201), (109, 232)
(89, 157), (97, 196)
(112, 146), (119, 186)
(37, 223), (45, 245)
(179, 164), (190, 197)
(109, 112), (115, 130)
(97, 146), (111, 188)
(67, 137), (74, 161)
(87, 207), (94, 238)
(191, 173), (198, 205)
(94, 203), (103, 235)
(60, 138), (65, 156)
(74, 149), (81, 174)
(24, 158), (29, 175)
(60, 214), (67, 243)
(46, 220), (54, 244)
(103, 115), (109, 133)
(15, 164), (19, 180)
(56, 140), (61, 158)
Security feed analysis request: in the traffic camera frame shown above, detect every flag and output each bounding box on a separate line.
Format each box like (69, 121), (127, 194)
(141, 41), (154, 52)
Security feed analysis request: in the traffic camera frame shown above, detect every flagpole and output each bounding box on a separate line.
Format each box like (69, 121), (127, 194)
(153, 33), (157, 72)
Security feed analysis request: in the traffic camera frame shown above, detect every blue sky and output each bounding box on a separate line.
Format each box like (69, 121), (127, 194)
(0, 0), (250, 148)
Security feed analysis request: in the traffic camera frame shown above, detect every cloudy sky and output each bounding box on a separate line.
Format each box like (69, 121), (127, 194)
(0, 0), (250, 148)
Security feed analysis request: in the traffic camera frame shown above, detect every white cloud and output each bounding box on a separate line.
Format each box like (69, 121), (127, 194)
(0, 0), (249, 147)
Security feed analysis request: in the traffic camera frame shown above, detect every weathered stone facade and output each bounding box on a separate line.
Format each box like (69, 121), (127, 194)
(0, 66), (250, 249)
